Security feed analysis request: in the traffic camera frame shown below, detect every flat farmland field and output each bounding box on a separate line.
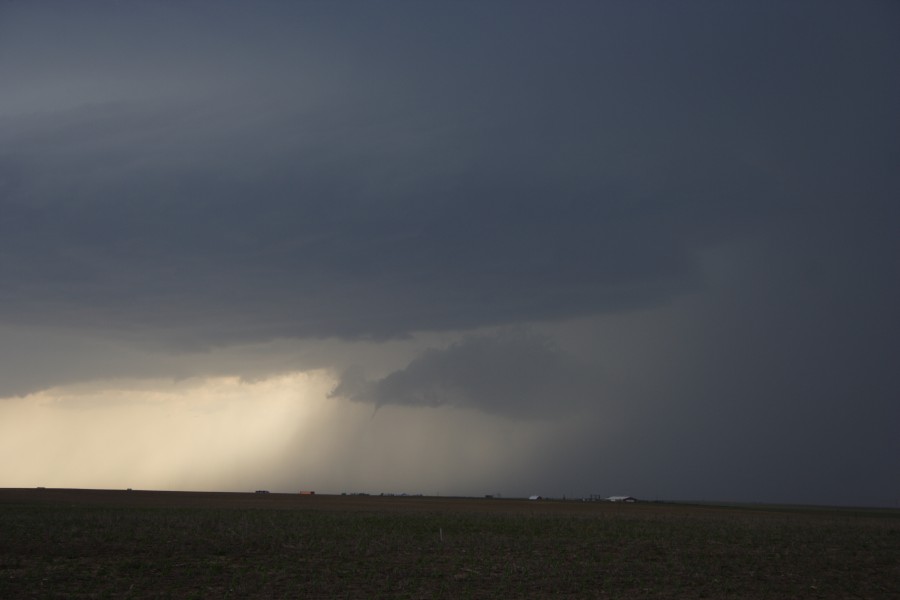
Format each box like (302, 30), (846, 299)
(1, 489), (897, 599)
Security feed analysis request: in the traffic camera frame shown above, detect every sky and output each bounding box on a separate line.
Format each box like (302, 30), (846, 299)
(1, 1), (898, 506)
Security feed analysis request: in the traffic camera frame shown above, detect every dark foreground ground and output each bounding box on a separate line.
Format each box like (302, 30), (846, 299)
(1, 488), (898, 599)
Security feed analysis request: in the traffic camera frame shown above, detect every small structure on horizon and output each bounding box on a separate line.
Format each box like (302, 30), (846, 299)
(528, 495), (543, 500)
(606, 495), (637, 503)
(298, 490), (315, 495)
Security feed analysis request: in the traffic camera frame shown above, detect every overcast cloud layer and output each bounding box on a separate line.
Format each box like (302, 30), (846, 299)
(1, 2), (898, 506)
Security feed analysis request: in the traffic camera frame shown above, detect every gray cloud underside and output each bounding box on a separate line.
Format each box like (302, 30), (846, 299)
(2, 2), (897, 350)
(331, 330), (600, 418)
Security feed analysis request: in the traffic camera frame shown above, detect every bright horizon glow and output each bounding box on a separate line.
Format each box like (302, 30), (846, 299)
(0, 372), (332, 492)
(0, 370), (563, 497)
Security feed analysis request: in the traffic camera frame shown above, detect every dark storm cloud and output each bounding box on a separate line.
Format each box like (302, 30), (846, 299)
(1, 1), (899, 506)
(1, 2), (898, 408)
(2, 1), (896, 354)
(331, 330), (599, 418)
